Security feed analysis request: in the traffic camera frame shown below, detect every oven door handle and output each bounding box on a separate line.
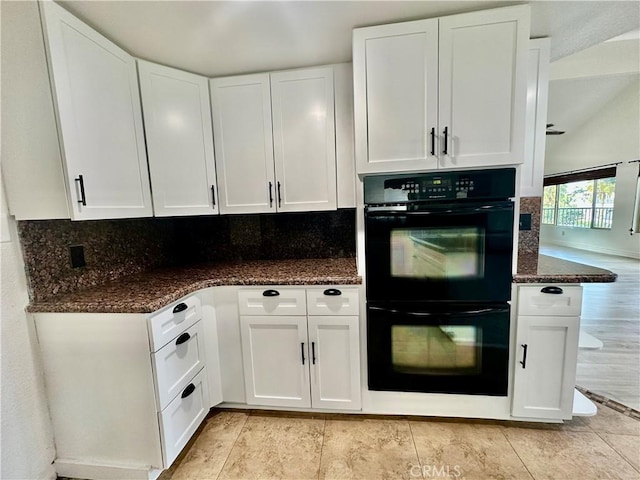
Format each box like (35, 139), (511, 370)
(369, 306), (509, 316)
(366, 202), (513, 217)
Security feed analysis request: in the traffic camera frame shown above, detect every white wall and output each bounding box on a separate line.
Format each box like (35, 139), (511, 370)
(0, 175), (56, 479)
(542, 78), (640, 258)
(1, 4), (57, 474)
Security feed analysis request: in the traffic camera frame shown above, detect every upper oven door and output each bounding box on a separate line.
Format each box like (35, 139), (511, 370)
(365, 201), (514, 303)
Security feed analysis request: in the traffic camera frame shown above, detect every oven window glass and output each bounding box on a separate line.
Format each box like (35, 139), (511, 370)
(390, 227), (485, 279)
(391, 325), (481, 375)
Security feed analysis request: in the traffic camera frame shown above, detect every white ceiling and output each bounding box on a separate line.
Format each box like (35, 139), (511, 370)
(57, 0), (640, 77)
(546, 73), (638, 139)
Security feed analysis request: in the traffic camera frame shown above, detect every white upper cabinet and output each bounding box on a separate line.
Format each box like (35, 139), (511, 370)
(438, 7), (529, 169)
(520, 39), (551, 198)
(353, 19), (439, 174)
(353, 6), (530, 174)
(333, 63), (357, 208)
(40, 1), (153, 220)
(210, 74), (276, 214)
(138, 61), (218, 216)
(271, 67), (337, 212)
(211, 67), (338, 214)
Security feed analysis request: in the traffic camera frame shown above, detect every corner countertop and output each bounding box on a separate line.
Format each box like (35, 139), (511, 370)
(513, 254), (617, 284)
(27, 258), (361, 314)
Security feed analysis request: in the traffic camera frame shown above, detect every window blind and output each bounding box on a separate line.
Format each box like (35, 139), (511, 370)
(543, 166), (617, 186)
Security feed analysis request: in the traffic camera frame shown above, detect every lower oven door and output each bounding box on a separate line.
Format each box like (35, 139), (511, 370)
(367, 303), (510, 396)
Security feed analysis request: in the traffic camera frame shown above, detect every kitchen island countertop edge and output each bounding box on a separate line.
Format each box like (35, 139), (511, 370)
(513, 254), (617, 284)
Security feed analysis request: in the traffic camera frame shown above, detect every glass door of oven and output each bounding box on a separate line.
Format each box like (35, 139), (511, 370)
(365, 201), (514, 303)
(367, 304), (510, 396)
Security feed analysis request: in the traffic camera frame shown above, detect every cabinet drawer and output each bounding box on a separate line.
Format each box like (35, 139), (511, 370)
(238, 288), (306, 316)
(517, 285), (582, 317)
(153, 321), (206, 410)
(306, 287), (359, 316)
(148, 294), (201, 352)
(159, 368), (209, 468)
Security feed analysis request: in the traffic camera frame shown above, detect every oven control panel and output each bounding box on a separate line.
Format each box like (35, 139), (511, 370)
(364, 168), (515, 204)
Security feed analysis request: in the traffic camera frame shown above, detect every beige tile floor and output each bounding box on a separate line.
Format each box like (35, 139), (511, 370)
(539, 245), (640, 410)
(160, 406), (640, 480)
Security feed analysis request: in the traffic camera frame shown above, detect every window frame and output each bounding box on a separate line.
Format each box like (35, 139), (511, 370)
(542, 167), (616, 230)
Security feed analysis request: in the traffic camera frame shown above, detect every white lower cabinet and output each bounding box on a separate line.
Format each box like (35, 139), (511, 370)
(158, 368), (210, 467)
(240, 315), (311, 408)
(308, 315), (361, 410)
(239, 286), (361, 411)
(512, 285), (582, 420)
(152, 321), (207, 410)
(33, 293), (214, 479)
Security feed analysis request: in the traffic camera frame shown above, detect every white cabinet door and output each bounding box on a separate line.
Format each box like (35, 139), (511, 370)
(138, 60), (218, 216)
(210, 74), (276, 214)
(353, 19), (439, 174)
(271, 67), (337, 212)
(40, 1), (152, 220)
(438, 6), (530, 169)
(520, 39), (550, 197)
(512, 315), (579, 420)
(308, 316), (361, 410)
(240, 316), (311, 408)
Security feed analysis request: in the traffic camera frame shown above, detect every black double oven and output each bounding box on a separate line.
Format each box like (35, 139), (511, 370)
(365, 168), (515, 397)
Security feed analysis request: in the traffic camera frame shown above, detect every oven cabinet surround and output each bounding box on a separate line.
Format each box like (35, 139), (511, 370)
(511, 284), (583, 420)
(520, 38), (551, 197)
(353, 5), (530, 174)
(39, 1), (153, 220)
(210, 66), (338, 214)
(238, 286), (362, 410)
(32, 292), (222, 480)
(137, 60), (219, 216)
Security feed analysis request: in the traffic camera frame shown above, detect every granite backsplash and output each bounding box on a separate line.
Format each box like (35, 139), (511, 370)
(517, 196), (542, 274)
(18, 209), (356, 301)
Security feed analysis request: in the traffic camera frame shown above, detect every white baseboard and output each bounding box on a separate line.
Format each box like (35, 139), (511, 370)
(543, 238), (640, 260)
(55, 459), (163, 480)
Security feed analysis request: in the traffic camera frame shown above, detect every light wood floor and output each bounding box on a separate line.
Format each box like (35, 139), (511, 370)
(540, 244), (640, 411)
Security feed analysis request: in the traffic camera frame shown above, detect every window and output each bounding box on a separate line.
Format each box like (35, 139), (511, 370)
(542, 168), (616, 229)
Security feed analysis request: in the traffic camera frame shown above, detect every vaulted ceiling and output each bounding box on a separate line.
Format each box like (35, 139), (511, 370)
(58, 1), (640, 77)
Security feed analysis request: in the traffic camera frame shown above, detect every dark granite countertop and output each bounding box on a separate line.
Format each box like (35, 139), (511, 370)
(514, 254), (617, 283)
(27, 258), (361, 314)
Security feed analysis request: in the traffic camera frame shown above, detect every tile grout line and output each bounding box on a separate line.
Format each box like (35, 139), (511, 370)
(576, 386), (640, 420)
(592, 430), (640, 475)
(407, 419), (423, 473)
(499, 427), (538, 480)
(317, 417), (327, 480)
(215, 412), (250, 480)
